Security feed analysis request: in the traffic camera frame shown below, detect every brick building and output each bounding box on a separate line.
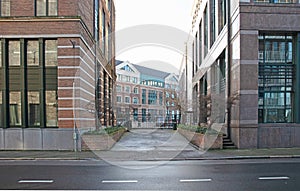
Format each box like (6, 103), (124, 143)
(188, 0), (300, 148)
(115, 61), (181, 128)
(0, 0), (116, 150)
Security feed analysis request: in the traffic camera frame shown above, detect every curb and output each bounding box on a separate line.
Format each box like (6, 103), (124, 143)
(0, 155), (300, 161)
(94, 155), (300, 161)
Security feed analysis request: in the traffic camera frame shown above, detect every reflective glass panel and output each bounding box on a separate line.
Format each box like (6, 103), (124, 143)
(45, 40), (57, 66)
(1, 0), (10, 16)
(27, 41), (39, 66)
(46, 90), (57, 127)
(48, 0), (57, 16)
(28, 92), (40, 126)
(36, 0), (46, 16)
(9, 41), (20, 66)
(9, 91), (21, 126)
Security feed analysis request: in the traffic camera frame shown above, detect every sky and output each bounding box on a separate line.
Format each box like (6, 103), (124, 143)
(114, 0), (194, 74)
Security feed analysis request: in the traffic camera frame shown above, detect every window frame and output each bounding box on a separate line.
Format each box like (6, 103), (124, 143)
(35, 0), (58, 16)
(0, 0), (10, 17)
(258, 34), (295, 123)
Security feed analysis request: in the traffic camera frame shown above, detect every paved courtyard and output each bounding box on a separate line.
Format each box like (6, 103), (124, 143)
(94, 129), (207, 161)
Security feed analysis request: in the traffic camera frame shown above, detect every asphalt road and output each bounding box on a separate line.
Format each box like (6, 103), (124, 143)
(0, 159), (299, 190)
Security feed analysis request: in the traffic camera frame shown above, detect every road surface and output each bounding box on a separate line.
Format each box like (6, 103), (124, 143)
(0, 159), (299, 190)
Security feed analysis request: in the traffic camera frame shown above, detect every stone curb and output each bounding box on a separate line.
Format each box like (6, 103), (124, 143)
(1, 155), (300, 161)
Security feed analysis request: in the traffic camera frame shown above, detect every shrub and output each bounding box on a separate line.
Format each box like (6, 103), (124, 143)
(84, 127), (125, 135)
(178, 124), (219, 134)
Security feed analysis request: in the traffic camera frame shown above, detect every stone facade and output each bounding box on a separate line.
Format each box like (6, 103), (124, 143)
(188, 0), (300, 148)
(0, 0), (116, 150)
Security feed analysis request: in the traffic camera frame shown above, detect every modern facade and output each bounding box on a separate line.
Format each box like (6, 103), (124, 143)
(115, 61), (180, 128)
(189, 0), (300, 148)
(0, 0), (116, 150)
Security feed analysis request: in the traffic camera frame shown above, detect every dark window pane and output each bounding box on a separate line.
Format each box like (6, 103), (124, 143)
(28, 92), (40, 126)
(9, 92), (21, 126)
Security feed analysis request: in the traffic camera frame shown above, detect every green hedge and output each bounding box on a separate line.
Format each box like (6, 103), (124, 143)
(178, 124), (219, 134)
(84, 127), (125, 135)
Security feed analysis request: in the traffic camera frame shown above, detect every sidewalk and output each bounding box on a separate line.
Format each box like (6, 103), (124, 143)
(0, 147), (300, 161)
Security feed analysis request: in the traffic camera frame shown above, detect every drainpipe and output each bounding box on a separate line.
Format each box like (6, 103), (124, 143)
(185, 43), (188, 125)
(226, 0), (232, 139)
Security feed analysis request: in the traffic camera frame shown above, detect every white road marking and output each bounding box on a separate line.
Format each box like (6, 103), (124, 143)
(180, 179), (212, 182)
(102, 180), (138, 183)
(18, 179), (54, 184)
(259, 176), (290, 180)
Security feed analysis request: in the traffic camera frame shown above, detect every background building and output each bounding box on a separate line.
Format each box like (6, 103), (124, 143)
(0, 0), (116, 150)
(115, 60), (180, 128)
(189, 0), (300, 148)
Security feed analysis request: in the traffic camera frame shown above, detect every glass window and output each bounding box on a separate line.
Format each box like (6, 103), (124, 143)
(0, 0), (10, 16)
(48, 0), (57, 16)
(142, 109), (146, 122)
(116, 85), (121, 92)
(133, 87), (138, 94)
(133, 108), (138, 121)
(125, 86), (130, 93)
(117, 74), (122, 81)
(142, 89), (146, 104)
(125, 97), (130, 103)
(94, 0), (99, 41)
(258, 34), (294, 123)
(28, 92), (40, 126)
(27, 41), (39, 66)
(132, 77), (138, 83)
(133, 97), (139, 104)
(45, 40), (57, 66)
(148, 90), (157, 105)
(219, 0), (226, 33)
(9, 41), (20, 66)
(204, 6), (208, 56)
(46, 90), (57, 127)
(101, 9), (106, 54)
(210, 0), (216, 47)
(159, 92), (163, 105)
(9, 91), (21, 126)
(36, 0), (57, 16)
(117, 96), (122, 103)
(36, 0), (46, 16)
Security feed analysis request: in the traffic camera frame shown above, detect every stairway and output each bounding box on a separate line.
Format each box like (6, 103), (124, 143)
(223, 135), (237, 149)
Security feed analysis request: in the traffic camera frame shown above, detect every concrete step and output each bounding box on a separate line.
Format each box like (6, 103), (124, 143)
(222, 136), (237, 149)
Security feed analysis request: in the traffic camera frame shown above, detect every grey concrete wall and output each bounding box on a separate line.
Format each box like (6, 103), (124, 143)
(5, 128), (23, 150)
(0, 128), (3, 150)
(0, 128), (74, 150)
(43, 128), (74, 150)
(24, 129), (43, 150)
(258, 124), (300, 148)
